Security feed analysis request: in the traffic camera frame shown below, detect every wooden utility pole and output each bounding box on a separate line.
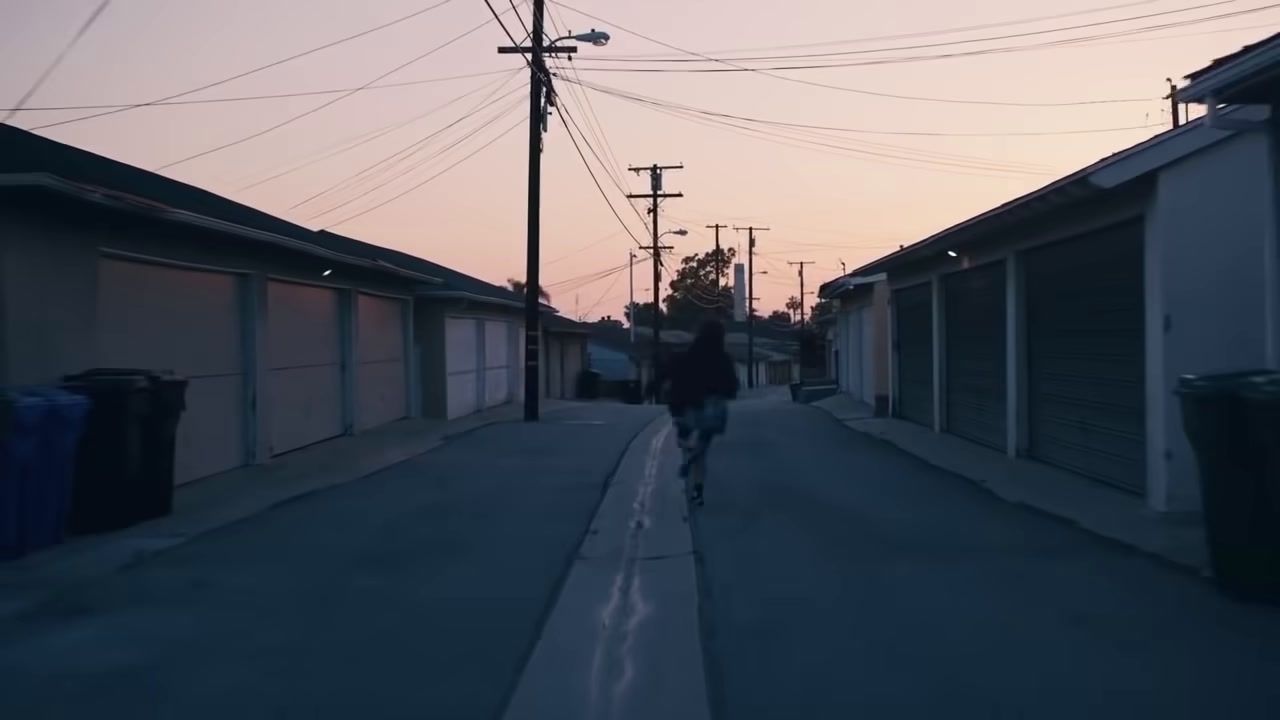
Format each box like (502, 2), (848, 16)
(627, 163), (683, 382)
(788, 261), (815, 326)
(1166, 78), (1182, 129)
(707, 223), (728, 294)
(734, 225), (769, 388)
(496, 0), (578, 421)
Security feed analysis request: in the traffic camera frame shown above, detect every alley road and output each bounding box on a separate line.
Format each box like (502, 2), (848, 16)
(693, 393), (1280, 719)
(0, 403), (662, 720)
(2, 394), (1279, 719)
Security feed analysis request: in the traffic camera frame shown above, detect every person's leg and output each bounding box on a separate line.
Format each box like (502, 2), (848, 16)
(690, 431), (711, 505)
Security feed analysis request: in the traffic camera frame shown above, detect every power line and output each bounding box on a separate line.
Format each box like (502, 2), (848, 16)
(323, 113), (525, 228)
(579, 0), (1240, 65)
(546, 6), (627, 183)
(309, 97), (525, 221)
(555, 1), (1277, 106)
(238, 70), (521, 192)
(552, 84), (652, 233)
(567, 76), (1164, 139)
(2, 0), (112, 124)
(29, 0), (459, 131)
(552, 91), (649, 249)
(291, 75), (522, 209)
(580, 263), (626, 319)
(156, 10), (507, 171)
(596, 0), (1164, 55)
(3, 69), (517, 114)
(509, 0), (532, 41)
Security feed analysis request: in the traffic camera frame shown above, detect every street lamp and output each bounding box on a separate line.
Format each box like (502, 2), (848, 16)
(660, 228), (689, 238)
(552, 29), (610, 47)
(496, 4), (611, 422)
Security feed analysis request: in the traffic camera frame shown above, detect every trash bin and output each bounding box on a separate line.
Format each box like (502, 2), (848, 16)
(577, 370), (601, 400)
(62, 374), (151, 533)
(25, 388), (90, 551)
(65, 369), (187, 528)
(1176, 370), (1280, 601)
(0, 391), (48, 559)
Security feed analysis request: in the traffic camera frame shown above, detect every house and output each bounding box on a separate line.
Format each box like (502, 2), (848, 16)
(0, 124), (572, 487)
(818, 92), (1277, 514)
(542, 313), (589, 400)
(820, 273), (890, 414)
(1178, 31), (1280, 367)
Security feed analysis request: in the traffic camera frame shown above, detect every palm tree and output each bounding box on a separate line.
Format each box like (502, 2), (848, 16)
(508, 278), (550, 302)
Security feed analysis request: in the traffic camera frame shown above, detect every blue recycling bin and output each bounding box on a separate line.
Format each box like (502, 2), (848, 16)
(1, 391), (49, 559)
(0, 388), (90, 560)
(27, 389), (90, 551)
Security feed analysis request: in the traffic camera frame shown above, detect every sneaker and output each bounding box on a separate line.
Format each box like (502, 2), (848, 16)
(691, 485), (704, 506)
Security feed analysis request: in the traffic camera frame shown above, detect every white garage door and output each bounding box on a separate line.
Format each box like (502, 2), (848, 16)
(446, 317), (481, 419)
(267, 280), (343, 455)
(483, 320), (514, 408)
(356, 293), (407, 431)
(97, 258), (245, 484)
(860, 305), (876, 406)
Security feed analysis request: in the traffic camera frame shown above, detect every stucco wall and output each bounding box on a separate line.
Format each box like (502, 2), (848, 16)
(1145, 129), (1278, 512)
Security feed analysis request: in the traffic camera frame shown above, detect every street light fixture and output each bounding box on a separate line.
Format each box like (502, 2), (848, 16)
(659, 228), (689, 238)
(553, 29), (610, 47)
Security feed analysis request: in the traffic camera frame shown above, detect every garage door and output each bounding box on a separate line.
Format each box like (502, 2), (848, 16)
(97, 258), (245, 484)
(1025, 223), (1146, 492)
(563, 338), (584, 399)
(945, 261), (1007, 450)
(267, 280), (343, 455)
(356, 293), (407, 431)
(545, 336), (563, 399)
(859, 305), (875, 406)
(446, 317), (480, 419)
(894, 283), (934, 427)
(483, 320), (514, 408)
(841, 309), (862, 398)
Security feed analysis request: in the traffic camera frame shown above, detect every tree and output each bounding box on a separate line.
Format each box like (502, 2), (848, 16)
(625, 301), (663, 328)
(785, 295), (804, 320)
(507, 278), (550, 302)
(662, 247), (736, 329)
(766, 309), (793, 326)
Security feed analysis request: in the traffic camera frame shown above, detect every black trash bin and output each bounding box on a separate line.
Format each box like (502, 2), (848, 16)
(64, 369), (188, 531)
(577, 370), (601, 400)
(62, 374), (150, 533)
(1176, 370), (1280, 601)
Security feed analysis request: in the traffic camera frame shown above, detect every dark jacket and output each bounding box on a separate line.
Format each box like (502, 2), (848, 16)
(667, 347), (739, 415)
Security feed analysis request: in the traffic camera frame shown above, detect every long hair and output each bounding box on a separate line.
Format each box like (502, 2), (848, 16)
(688, 319), (726, 358)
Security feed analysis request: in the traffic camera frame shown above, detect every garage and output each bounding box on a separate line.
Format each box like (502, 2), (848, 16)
(894, 282), (934, 427)
(483, 319), (515, 409)
(544, 335), (564, 399)
(1025, 222), (1146, 492)
(944, 261), (1007, 450)
(96, 257), (246, 484)
(840, 308), (863, 399)
(561, 337), (584, 399)
(266, 279), (344, 455)
(355, 292), (408, 431)
(445, 316), (481, 419)
(858, 305), (875, 406)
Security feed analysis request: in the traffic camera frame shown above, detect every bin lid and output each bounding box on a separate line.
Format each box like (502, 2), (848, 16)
(1175, 370), (1280, 395)
(1238, 374), (1280, 401)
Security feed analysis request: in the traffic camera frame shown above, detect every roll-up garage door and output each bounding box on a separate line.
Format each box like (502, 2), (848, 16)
(563, 338), (584, 399)
(1025, 222), (1146, 492)
(446, 317), (480, 419)
(944, 261), (1007, 450)
(894, 283), (934, 427)
(355, 293), (407, 431)
(267, 280), (344, 455)
(483, 320), (515, 408)
(97, 258), (245, 484)
(859, 305), (876, 406)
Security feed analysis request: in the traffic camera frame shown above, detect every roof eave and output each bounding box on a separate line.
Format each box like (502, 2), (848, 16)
(0, 172), (444, 284)
(1182, 41), (1280, 103)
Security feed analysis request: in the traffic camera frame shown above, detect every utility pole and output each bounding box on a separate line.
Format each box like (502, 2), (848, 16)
(1165, 78), (1182, 129)
(788, 261), (815, 326)
(707, 223), (728, 294)
(734, 225), (769, 388)
(627, 163), (683, 382)
(496, 0), (578, 422)
(628, 249), (636, 345)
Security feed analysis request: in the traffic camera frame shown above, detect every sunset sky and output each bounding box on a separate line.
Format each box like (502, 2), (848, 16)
(3, 0), (1276, 319)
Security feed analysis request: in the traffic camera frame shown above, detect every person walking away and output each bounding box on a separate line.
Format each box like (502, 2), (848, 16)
(667, 320), (739, 506)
